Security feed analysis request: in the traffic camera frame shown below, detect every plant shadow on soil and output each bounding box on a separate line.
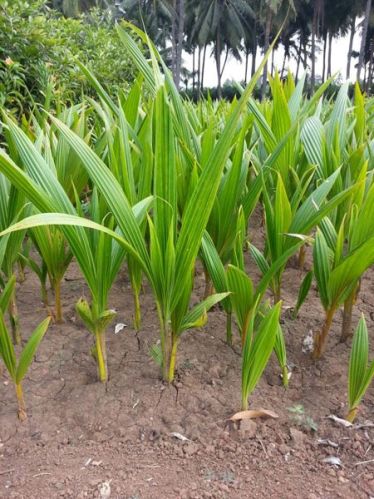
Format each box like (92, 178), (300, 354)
(0, 217), (373, 498)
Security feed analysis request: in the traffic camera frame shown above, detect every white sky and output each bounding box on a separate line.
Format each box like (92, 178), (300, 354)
(184, 28), (362, 87)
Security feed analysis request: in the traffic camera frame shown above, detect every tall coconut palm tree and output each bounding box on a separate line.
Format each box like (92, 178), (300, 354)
(117, 0), (172, 53)
(260, 0), (293, 98)
(189, 0), (254, 97)
(357, 0), (373, 81)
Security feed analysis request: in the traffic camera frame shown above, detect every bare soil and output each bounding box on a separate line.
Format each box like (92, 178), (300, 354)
(1, 219), (374, 498)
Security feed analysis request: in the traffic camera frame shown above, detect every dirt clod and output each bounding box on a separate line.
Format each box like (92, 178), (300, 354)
(290, 428), (307, 447)
(239, 419), (257, 438)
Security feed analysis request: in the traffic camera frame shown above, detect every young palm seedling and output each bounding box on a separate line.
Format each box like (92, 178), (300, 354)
(313, 186), (374, 358)
(202, 123), (250, 297)
(84, 88), (152, 330)
(0, 117), (151, 382)
(347, 315), (374, 422)
(241, 302), (281, 410)
(14, 106), (91, 320)
(202, 228), (304, 346)
(0, 277), (50, 420)
(0, 312), (50, 420)
(274, 323), (289, 387)
(254, 169), (354, 303)
(252, 299), (289, 387)
(292, 270), (314, 319)
(0, 170), (27, 343)
(339, 180), (374, 341)
(312, 227), (342, 359)
(21, 226), (72, 322)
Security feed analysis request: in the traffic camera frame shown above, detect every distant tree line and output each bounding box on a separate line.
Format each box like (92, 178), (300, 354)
(49, 0), (374, 97)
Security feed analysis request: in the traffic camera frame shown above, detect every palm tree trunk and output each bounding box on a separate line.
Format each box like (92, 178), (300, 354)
(367, 53), (373, 91)
(281, 50), (287, 78)
(201, 44), (207, 90)
(171, 0), (177, 83)
(327, 31), (333, 78)
(244, 51), (249, 83)
(197, 46), (201, 94)
(357, 0), (372, 82)
(311, 7), (317, 91)
(251, 53), (257, 78)
(367, 45), (374, 92)
(346, 17), (356, 79)
(261, 8), (272, 99)
(322, 32), (327, 82)
(295, 37), (302, 83)
(220, 46), (229, 80)
(216, 35), (222, 98)
(175, 0), (185, 89)
(192, 47), (196, 93)
(251, 23), (257, 77)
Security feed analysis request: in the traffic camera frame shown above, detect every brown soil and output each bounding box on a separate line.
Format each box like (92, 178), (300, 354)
(1, 221), (374, 498)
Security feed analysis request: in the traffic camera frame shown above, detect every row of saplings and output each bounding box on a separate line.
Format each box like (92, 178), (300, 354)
(0, 32), (373, 426)
(0, 236), (373, 424)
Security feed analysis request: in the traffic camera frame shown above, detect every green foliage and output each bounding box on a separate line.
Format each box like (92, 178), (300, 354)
(288, 405), (318, 432)
(0, 1), (135, 114)
(274, 324), (289, 387)
(0, 307), (50, 420)
(347, 315), (374, 422)
(0, 275), (16, 314)
(292, 270), (313, 319)
(241, 302), (281, 410)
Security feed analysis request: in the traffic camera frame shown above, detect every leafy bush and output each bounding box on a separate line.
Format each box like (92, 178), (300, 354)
(0, 1), (135, 113)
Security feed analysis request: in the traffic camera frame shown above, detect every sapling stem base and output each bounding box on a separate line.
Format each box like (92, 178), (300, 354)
(54, 279), (63, 323)
(346, 406), (358, 423)
(16, 383), (27, 421)
(226, 311), (232, 346)
(159, 315), (179, 383)
(133, 289), (141, 331)
(282, 366), (289, 388)
(95, 330), (107, 383)
(341, 289), (356, 343)
(312, 307), (336, 359)
(241, 312), (252, 349)
(168, 336), (178, 383)
(298, 245), (306, 270)
(273, 289), (281, 305)
(41, 281), (49, 307)
(17, 261), (25, 283)
(160, 323), (170, 382)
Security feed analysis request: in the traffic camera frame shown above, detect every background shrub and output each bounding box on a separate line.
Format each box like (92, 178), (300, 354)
(0, 1), (135, 114)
